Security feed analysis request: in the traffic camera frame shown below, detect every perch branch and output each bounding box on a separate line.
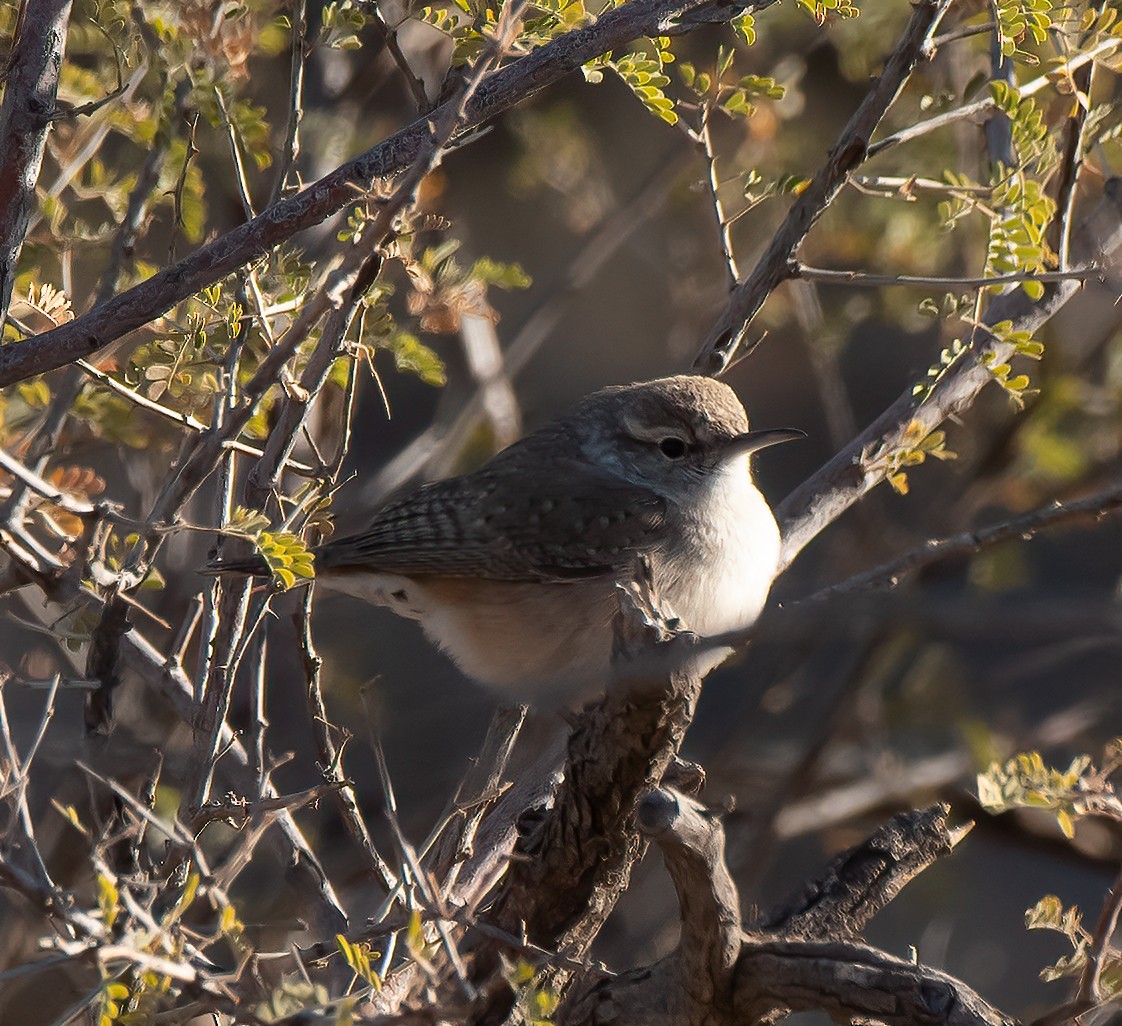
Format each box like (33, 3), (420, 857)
(485, 580), (707, 967)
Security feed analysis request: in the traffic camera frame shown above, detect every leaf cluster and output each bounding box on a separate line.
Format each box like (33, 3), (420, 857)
(101, 532), (167, 592)
(978, 319), (1045, 407)
(258, 531), (316, 590)
(795, 0), (859, 26)
(399, 238), (531, 336)
(85, 864), (246, 1025)
(320, 0), (369, 50)
(336, 934), (383, 991)
(505, 959), (561, 1026)
(419, 0), (593, 66)
(977, 741), (1122, 839)
(995, 0), (1053, 61)
(1025, 894), (1122, 991)
(861, 419), (957, 495)
(984, 742), (1122, 992)
(989, 83), (1058, 173)
(584, 37), (678, 125)
(680, 62), (786, 121)
(742, 169), (810, 211)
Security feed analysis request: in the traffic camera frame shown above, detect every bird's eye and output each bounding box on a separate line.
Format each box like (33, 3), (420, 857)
(658, 437), (687, 459)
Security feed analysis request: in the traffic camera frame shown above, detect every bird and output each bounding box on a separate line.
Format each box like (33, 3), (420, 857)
(211, 375), (802, 703)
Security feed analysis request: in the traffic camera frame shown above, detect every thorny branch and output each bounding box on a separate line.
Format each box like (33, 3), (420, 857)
(269, 0), (309, 206)
(692, 0), (955, 375)
(775, 179), (1122, 568)
(0, 0), (775, 386)
(0, 0), (74, 326)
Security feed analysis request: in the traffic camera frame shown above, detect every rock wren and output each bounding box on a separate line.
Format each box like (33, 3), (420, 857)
(221, 375), (801, 701)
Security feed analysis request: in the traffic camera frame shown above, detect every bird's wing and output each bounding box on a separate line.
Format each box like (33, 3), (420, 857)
(317, 457), (669, 583)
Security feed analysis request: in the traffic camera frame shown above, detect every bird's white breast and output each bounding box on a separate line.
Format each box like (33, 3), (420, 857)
(657, 454), (781, 640)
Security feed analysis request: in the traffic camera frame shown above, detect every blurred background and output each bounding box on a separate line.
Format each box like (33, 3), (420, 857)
(2, 0), (1122, 1019)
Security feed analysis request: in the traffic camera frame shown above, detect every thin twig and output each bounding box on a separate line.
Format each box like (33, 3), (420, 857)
(867, 34), (1122, 160)
(849, 173), (995, 200)
(698, 103), (739, 289)
(366, 714), (477, 1001)
(434, 704), (527, 891)
(794, 264), (1097, 289)
(1051, 5), (1105, 270)
(191, 780), (348, 828)
(0, 674), (61, 895)
(693, 0), (955, 375)
(168, 110), (200, 262)
(294, 588), (397, 891)
(0, 445), (96, 516)
(929, 19), (995, 48)
(75, 359), (318, 474)
(215, 86), (258, 221)
(803, 482), (1122, 603)
(248, 630), (269, 799)
(0, 0), (778, 385)
(371, 4), (431, 112)
(269, 0), (309, 206)
(1076, 863), (1122, 1004)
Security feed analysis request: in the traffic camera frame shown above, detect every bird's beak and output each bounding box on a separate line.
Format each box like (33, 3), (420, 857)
(720, 428), (806, 462)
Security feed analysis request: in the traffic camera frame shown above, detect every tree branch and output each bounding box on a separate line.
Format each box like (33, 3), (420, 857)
(691, 0), (954, 376)
(559, 800), (1002, 1026)
(0, 0), (74, 325)
(734, 939), (1017, 1026)
(776, 179), (1122, 570)
(0, 0), (772, 387)
(803, 481), (1122, 603)
(470, 580), (710, 1024)
(753, 804), (970, 939)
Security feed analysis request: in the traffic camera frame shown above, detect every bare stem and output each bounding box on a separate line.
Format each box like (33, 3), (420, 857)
(693, 0), (955, 375)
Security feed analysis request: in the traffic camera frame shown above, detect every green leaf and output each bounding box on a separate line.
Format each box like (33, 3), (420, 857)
(256, 531), (316, 591)
(471, 257), (532, 289)
(382, 333), (446, 387)
(1026, 894), (1065, 931)
(731, 12), (756, 44)
(97, 873), (119, 928)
